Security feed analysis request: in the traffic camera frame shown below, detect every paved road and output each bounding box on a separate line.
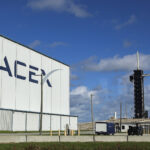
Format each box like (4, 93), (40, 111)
(0, 132), (150, 136)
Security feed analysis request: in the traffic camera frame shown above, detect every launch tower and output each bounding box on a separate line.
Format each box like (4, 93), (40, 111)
(130, 52), (148, 118)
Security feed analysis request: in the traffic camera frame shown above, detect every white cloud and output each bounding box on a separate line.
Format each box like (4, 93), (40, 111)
(29, 40), (41, 48)
(50, 41), (67, 48)
(70, 72), (150, 122)
(115, 14), (136, 30)
(71, 53), (150, 122)
(67, 2), (91, 18)
(71, 86), (97, 98)
(70, 85), (114, 122)
(80, 53), (150, 72)
(70, 85), (109, 122)
(27, 0), (91, 18)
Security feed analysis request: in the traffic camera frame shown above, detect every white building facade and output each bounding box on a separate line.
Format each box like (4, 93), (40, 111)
(0, 35), (77, 131)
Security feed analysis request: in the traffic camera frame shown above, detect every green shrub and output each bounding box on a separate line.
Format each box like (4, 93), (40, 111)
(0, 142), (150, 150)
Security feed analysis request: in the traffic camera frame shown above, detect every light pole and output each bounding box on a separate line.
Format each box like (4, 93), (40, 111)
(90, 94), (94, 135)
(35, 74), (43, 135)
(35, 69), (61, 135)
(120, 102), (122, 133)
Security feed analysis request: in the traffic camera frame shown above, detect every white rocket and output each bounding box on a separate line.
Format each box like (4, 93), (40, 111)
(137, 51), (140, 70)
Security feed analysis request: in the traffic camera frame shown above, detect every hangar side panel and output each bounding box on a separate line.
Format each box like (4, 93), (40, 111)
(0, 36), (70, 115)
(15, 45), (30, 111)
(60, 64), (70, 115)
(27, 113), (39, 131)
(0, 110), (12, 131)
(29, 51), (42, 112)
(1, 38), (16, 109)
(13, 112), (26, 131)
(41, 56), (52, 113)
(70, 117), (78, 130)
(51, 60), (61, 114)
(61, 116), (69, 130)
(0, 37), (2, 107)
(51, 115), (60, 130)
(42, 114), (50, 131)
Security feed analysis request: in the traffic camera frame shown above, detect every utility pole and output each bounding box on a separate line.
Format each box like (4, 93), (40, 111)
(120, 102), (122, 132)
(35, 74), (43, 135)
(90, 94), (94, 135)
(125, 103), (127, 118)
(39, 74), (43, 135)
(36, 69), (61, 135)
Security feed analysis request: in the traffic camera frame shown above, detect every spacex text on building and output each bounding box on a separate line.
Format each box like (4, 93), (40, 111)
(0, 56), (52, 87)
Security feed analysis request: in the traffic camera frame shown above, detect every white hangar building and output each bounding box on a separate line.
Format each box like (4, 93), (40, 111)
(0, 35), (77, 131)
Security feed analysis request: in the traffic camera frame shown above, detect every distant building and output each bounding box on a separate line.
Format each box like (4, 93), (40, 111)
(78, 118), (150, 134)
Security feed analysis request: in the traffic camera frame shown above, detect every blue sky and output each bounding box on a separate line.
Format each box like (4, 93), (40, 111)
(1, 0), (150, 122)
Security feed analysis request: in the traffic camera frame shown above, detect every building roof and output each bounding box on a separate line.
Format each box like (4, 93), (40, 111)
(0, 34), (69, 67)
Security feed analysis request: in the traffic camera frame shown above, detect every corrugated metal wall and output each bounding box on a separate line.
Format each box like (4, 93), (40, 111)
(0, 109), (77, 131)
(13, 112), (26, 131)
(0, 36), (69, 115)
(0, 110), (12, 131)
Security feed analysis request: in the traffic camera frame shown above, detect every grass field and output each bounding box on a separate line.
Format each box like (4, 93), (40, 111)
(0, 142), (150, 150)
